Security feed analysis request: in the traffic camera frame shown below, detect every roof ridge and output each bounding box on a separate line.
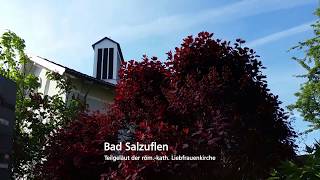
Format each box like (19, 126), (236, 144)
(91, 37), (124, 61)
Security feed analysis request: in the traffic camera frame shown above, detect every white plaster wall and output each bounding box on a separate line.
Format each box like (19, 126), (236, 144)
(27, 54), (115, 112)
(26, 62), (66, 102)
(27, 63), (114, 112)
(67, 75), (114, 112)
(27, 55), (67, 101)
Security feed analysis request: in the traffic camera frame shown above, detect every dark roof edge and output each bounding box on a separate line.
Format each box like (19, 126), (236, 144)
(35, 56), (116, 88)
(65, 68), (116, 88)
(92, 37), (119, 48)
(117, 44), (124, 62)
(92, 37), (124, 61)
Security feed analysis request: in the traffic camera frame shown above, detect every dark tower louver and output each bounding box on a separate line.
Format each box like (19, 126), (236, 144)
(108, 48), (114, 79)
(96, 49), (102, 79)
(103, 48), (108, 79)
(93, 37), (124, 82)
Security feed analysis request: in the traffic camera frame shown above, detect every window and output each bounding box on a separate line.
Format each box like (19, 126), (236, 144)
(97, 47), (115, 80)
(96, 49), (102, 79)
(44, 79), (50, 95)
(38, 77), (42, 87)
(103, 48), (108, 79)
(108, 48), (114, 79)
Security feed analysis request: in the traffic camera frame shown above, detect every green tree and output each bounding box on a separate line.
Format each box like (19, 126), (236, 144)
(269, 141), (320, 180)
(269, 7), (320, 180)
(0, 31), (83, 178)
(287, 8), (320, 132)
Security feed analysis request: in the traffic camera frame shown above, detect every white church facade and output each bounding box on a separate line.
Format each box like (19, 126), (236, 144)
(26, 37), (123, 112)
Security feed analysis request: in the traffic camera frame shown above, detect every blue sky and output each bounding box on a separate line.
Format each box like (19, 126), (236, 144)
(0, 0), (319, 152)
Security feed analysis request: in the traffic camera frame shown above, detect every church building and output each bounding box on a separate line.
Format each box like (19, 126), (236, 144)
(26, 37), (123, 111)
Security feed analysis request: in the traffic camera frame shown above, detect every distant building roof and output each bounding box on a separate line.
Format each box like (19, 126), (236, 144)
(92, 37), (124, 61)
(31, 55), (116, 88)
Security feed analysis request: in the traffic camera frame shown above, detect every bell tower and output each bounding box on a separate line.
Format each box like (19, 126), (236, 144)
(92, 37), (123, 85)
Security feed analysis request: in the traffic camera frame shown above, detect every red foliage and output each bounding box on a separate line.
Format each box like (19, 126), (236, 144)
(109, 32), (296, 179)
(37, 112), (119, 179)
(40, 32), (296, 180)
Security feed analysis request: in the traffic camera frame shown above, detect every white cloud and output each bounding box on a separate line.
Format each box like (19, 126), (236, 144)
(0, 0), (316, 74)
(109, 0), (316, 42)
(247, 21), (314, 48)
